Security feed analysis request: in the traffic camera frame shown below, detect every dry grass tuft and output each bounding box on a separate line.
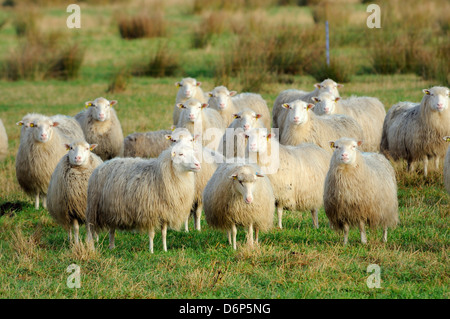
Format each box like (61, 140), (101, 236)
(10, 226), (42, 261)
(118, 12), (166, 39)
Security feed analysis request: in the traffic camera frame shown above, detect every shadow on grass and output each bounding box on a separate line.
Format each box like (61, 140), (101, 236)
(0, 201), (29, 217)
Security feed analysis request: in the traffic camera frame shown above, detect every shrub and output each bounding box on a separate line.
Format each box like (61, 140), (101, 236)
(118, 12), (166, 39)
(191, 11), (229, 48)
(307, 57), (354, 83)
(133, 42), (181, 78)
(107, 68), (131, 93)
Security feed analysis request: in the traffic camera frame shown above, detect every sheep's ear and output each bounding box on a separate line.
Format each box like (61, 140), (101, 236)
(165, 134), (172, 140)
(196, 81), (201, 86)
(175, 82), (181, 87)
(335, 97), (340, 102)
(171, 150), (176, 158)
(255, 113), (263, 119)
(52, 122), (59, 127)
(177, 103), (185, 109)
(201, 103), (208, 109)
(89, 144), (98, 151)
(228, 173), (238, 180)
(312, 97), (320, 103)
(337, 84), (344, 88)
(16, 121), (24, 126)
(329, 141), (335, 149)
(109, 100), (118, 107)
(267, 133), (272, 140)
(307, 103), (315, 110)
(443, 136), (450, 142)
(229, 91), (237, 96)
(85, 101), (93, 108)
(170, 125), (176, 131)
(233, 113), (240, 119)
(244, 133), (249, 139)
(255, 172), (264, 178)
(357, 140), (363, 147)
(423, 89), (431, 95)
(314, 83), (321, 89)
(64, 144), (71, 151)
(281, 103), (290, 109)
(208, 92), (213, 97)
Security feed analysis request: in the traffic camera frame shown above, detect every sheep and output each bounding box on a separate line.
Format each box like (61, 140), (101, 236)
(380, 86), (450, 176)
(0, 119), (8, 161)
(324, 137), (399, 244)
(444, 136), (450, 194)
(123, 127), (191, 158)
(176, 98), (226, 150)
(16, 113), (45, 142)
(173, 77), (208, 125)
(15, 114), (85, 210)
(272, 78), (342, 129)
(75, 97), (124, 161)
(218, 108), (266, 158)
(202, 162), (275, 250)
(245, 128), (331, 229)
(85, 141), (201, 253)
(278, 99), (364, 154)
(207, 86), (271, 128)
(312, 92), (386, 152)
(46, 141), (103, 244)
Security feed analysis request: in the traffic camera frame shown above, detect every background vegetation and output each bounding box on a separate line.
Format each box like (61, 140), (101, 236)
(0, 0), (448, 299)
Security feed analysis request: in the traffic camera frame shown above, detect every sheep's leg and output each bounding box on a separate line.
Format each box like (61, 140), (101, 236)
(162, 223), (168, 252)
(434, 157), (440, 170)
(359, 221), (367, 244)
(86, 224), (95, 250)
(382, 228), (388, 243)
(277, 206), (283, 229)
(247, 223), (254, 247)
(255, 228), (259, 245)
(35, 192), (40, 210)
(227, 230), (232, 245)
(109, 228), (115, 249)
(407, 161), (415, 174)
(343, 224), (349, 245)
(195, 204), (202, 231)
(423, 156), (429, 177)
(311, 208), (319, 229)
(149, 228), (155, 253)
(73, 219), (79, 245)
(68, 227), (73, 242)
(231, 224), (237, 250)
(42, 196), (47, 209)
(184, 218), (189, 232)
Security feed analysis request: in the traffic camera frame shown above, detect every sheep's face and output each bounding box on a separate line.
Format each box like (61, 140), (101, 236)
(312, 93), (339, 115)
(246, 128), (270, 153)
(176, 78), (201, 99)
(85, 97), (117, 122)
(208, 86), (237, 110)
(423, 87), (449, 112)
(30, 118), (58, 143)
(330, 138), (362, 165)
(178, 99), (207, 123)
(16, 114), (42, 130)
(315, 79), (342, 97)
(233, 109), (262, 132)
(171, 143), (201, 173)
(282, 100), (314, 125)
(66, 141), (97, 166)
(229, 167), (264, 204)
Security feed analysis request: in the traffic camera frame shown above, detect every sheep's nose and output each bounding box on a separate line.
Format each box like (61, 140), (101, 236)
(294, 116), (300, 121)
(243, 124), (250, 131)
(185, 90), (191, 95)
(41, 133), (47, 139)
(324, 108), (329, 112)
(245, 195), (253, 204)
(437, 103), (443, 108)
(219, 103), (225, 108)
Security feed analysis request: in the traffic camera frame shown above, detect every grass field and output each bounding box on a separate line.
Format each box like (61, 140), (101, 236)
(0, 0), (448, 299)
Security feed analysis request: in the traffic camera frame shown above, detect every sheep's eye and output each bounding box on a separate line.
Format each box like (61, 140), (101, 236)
(179, 153), (183, 156)
(239, 180), (243, 186)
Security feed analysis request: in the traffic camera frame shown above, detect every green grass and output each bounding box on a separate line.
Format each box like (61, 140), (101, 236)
(0, 0), (449, 299)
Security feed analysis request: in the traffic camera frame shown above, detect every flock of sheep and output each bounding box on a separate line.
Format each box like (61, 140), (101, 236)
(1, 78), (449, 252)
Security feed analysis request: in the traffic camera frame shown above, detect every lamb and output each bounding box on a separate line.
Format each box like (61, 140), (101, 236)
(46, 141), (103, 244)
(444, 136), (450, 194)
(15, 114), (85, 210)
(202, 162), (275, 250)
(245, 128), (331, 229)
(75, 97), (124, 161)
(173, 77), (208, 125)
(176, 98), (226, 150)
(380, 86), (450, 176)
(85, 141), (201, 253)
(0, 119), (8, 161)
(278, 99), (364, 154)
(272, 78), (342, 129)
(207, 86), (271, 128)
(219, 108), (266, 158)
(311, 92), (386, 152)
(324, 137), (399, 244)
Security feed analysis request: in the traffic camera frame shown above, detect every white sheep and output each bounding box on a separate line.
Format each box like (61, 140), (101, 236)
(75, 97), (124, 161)
(202, 162), (275, 250)
(173, 77), (208, 125)
(245, 128), (331, 229)
(272, 78), (342, 129)
(312, 92), (386, 152)
(380, 86), (450, 176)
(47, 141), (103, 244)
(176, 98), (226, 150)
(85, 141), (201, 253)
(444, 136), (450, 194)
(207, 86), (271, 128)
(278, 99), (364, 153)
(324, 138), (399, 244)
(15, 114), (85, 209)
(0, 119), (8, 161)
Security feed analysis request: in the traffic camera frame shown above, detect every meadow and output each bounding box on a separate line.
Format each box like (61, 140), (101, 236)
(0, 0), (448, 299)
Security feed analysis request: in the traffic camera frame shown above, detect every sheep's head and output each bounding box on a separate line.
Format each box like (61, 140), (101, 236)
(175, 77), (201, 99)
(208, 86), (237, 110)
(165, 128), (200, 151)
(330, 138), (363, 166)
(171, 141), (201, 173)
(232, 108), (263, 132)
(16, 113), (43, 130)
(281, 100), (314, 125)
(245, 128), (271, 154)
(177, 98), (208, 123)
(29, 117), (59, 143)
(314, 78), (342, 97)
(229, 165), (264, 204)
(85, 97), (117, 122)
(423, 86), (449, 113)
(65, 141), (97, 166)
(312, 92), (340, 115)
